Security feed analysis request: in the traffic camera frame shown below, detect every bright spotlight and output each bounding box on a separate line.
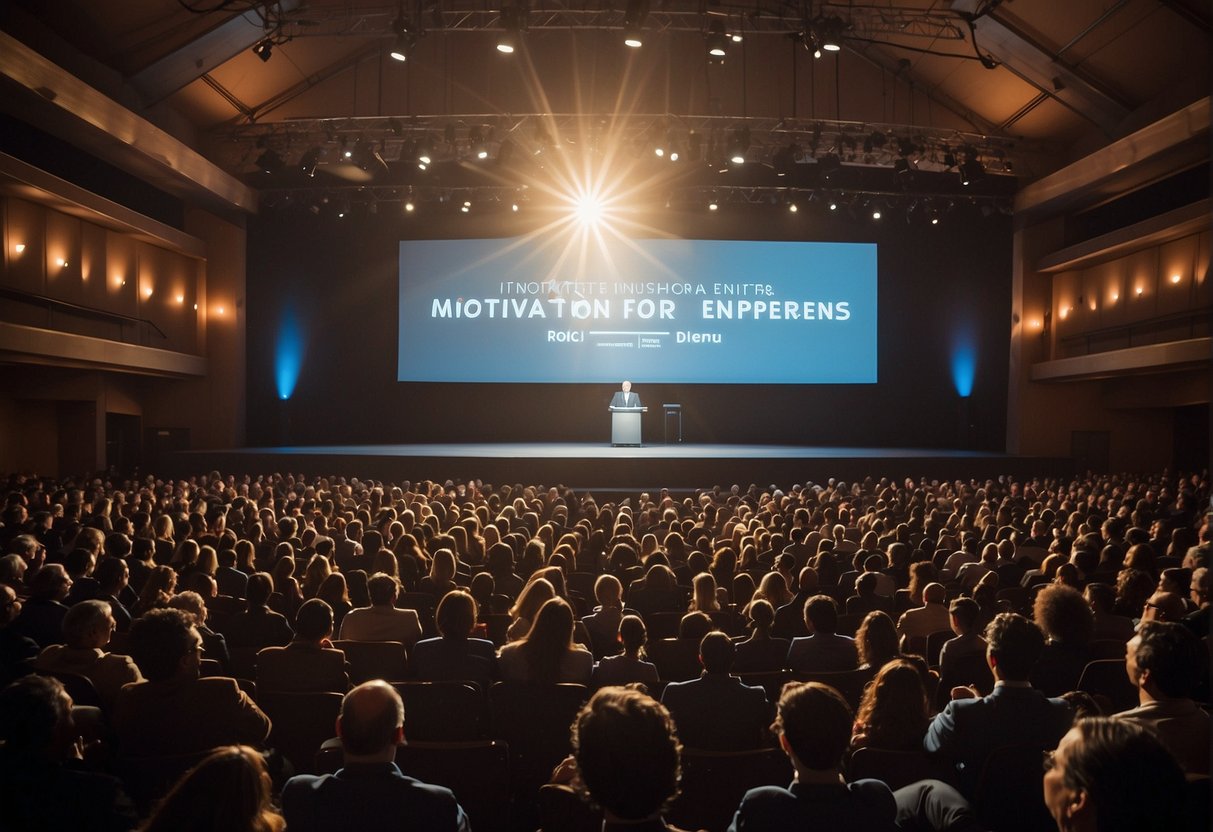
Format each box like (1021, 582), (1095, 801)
(573, 193), (605, 226)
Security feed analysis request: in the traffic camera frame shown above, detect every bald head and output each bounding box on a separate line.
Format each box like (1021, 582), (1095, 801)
(923, 582), (947, 605)
(1142, 591), (1186, 623)
(338, 680), (404, 759)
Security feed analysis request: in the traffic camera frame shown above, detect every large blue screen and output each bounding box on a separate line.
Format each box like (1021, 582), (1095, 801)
(397, 236), (877, 384)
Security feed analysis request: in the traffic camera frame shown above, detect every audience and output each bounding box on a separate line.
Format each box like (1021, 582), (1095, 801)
(337, 572), (422, 649)
(0, 466), (1206, 830)
(281, 680), (470, 832)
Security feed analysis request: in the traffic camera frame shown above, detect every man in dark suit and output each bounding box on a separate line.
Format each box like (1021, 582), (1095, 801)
(661, 631), (769, 751)
(785, 595), (858, 673)
(924, 612), (1073, 796)
(256, 598), (350, 693)
(113, 608), (271, 757)
(609, 380), (640, 408)
(281, 680), (470, 832)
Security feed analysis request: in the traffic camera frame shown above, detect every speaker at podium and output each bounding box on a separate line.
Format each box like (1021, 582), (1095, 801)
(609, 406), (646, 447)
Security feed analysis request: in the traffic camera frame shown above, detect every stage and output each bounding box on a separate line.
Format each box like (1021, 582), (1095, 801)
(170, 443), (1073, 491)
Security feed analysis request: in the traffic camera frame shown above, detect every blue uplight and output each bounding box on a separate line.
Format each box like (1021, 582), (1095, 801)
(950, 327), (976, 398)
(274, 306), (305, 401)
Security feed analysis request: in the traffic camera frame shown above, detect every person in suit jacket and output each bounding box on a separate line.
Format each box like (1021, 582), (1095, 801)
(256, 598), (350, 693)
(113, 608), (271, 757)
(338, 573), (422, 649)
(225, 572), (294, 652)
(772, 567), (819, 640)
(609, 380), (640, 408)
(924, 612), (1073, 796)
(34, 599), (142, 711)
(281, 680), (470, 832)
(785, 595), (858, 673)
(409, 590), (496, 687)
(661, 631), (769, 751)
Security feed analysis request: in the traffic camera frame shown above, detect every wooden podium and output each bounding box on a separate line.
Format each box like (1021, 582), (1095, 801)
(609, 407), (646, 446)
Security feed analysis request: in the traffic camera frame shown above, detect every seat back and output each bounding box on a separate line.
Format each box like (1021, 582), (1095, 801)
(258, 690), (343, 775)
(332, 639), (409, 683)
(538, 784), (602, 832)
(789, 667), (875, 710)
(645, 638), (701, 682)
(392, 680), (487, 741)
(972, 745), (1056, 832)
(1076, 659), (1137, 713)
(847, 747), (956, 791)
(117, 749), (214, 814)
(668, 748), (792, 832)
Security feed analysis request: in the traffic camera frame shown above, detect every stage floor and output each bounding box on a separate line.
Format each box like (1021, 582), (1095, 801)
(172, 443), (1072, 491)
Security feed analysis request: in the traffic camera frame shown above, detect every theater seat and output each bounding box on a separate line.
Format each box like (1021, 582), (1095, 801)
(668, 748), (792, 832)
(258, 690), (343, 775)
(332, 639), (409, 683)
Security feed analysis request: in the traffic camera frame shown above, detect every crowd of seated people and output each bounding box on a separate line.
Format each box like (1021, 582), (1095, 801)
(0, 467), (1207, 830)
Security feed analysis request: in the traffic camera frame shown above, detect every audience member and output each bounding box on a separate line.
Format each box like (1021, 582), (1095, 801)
(338, 573), (422, 648)
(409, 589), (496, 686)
(12, 563), (72, 647)
(114, 608), (271, 757)
(661, 631), (768, 750)
(0, 674), (137, 831)
(34, 599), (142, 710)
(281, 680), (470, 832)
(924, 612), (1072, 795)
(591, 614), (660, 689)
(1031, 584), (1094, 696)
(225, 572), (294, 652)
(1115, 620), (1209, 774)
(851, 659), (931, 752)
(138, 745), (283, 832)
(0, 583), (38, 686)
(256, 598), (350, 693)
(498, 596), (592, 684)
(786, 595), (858, 673)
(1042, 717), (1185, 832)
(896, 582), (952, 644)
(733, 599), (791, 673)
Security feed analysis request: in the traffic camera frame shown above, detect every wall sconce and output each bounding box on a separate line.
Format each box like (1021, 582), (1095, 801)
(143, 286), (154, 299)
(1170, 273), (1182, 284)
(55, 257), (68, 268)
(175, 293), (185, 304)
(12, 243), (25, 254)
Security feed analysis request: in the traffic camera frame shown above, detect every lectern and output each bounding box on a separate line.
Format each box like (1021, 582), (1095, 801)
(609, 406), (647, 447)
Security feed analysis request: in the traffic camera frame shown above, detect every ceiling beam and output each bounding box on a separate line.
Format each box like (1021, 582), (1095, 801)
(951, 0), (1131, 135)
(128, 0), (302, 107)
(0, 30), (257, 215)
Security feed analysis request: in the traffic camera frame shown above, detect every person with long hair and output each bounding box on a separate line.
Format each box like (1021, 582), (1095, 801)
(506, 577), (555, 642)
(851, 659), (931, 752)
(590, 614), (660, 689)
(300, 554), (331, 599)
(418, 548), (458, 598)
(688, 572), (721, 613)
(733, 599), (791, 673)
(139, 745), (284, 832)
(131, 565), (177, 617)
(498, 597), (592, 684)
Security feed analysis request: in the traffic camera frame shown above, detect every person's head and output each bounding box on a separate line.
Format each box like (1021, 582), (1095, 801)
(1033, 584), (1095, 648)
(1140, 591), (1186, 623)
(571, 686), (680, 821)
(168, 590), (209, 626)
(922, 582), (946, 606)
(855, 571), (878, 597)
(29, 563), (71, 602)
(295, 598), (334, 642)
(519, 597), (577, 683)
(1126, 620), (1203, 700)
(746, 598), (774, 633)
(698, 630), (734, 674)
(1082, 583), (1116, 615)
(854, 658), (929, 741)
(140, 745), (283, 832)
(620, 380), (632, 394)
(803, 594), (839, 635)
(593, 574), (622, 608)
(94, 557), (129, 596)
(678, 611), (713, 642)
(1043, 717), (1184, 832)
(1190, 566), (1209, 608)
(948, 597), (981, 636)
(691, 572), (717, 609)
(772, 681), (852, 772)
(618, 614), (647, 655)
(367, 572), (400, 607)
(0, 674), (75, 759)
(246, 572), (274, 609)
(435, 589), (478, 638)
(511, 576), (555, 622)
(0, 583), (21, 626)
(62, 599), (115, 650)
(983, 612), (1045, 682)
(338, 680), (405, 762)
(854, 610), (898, 668)
(129, 608), (202, 682)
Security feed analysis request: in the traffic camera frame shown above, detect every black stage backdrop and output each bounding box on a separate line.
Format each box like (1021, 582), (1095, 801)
(246, 205), (1011, 450)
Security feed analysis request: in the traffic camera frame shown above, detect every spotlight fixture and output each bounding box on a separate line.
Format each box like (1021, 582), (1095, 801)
(788, 201), (799, 213)
(870, 201), (883, 220)
(417, 137), (434, 166)
(497, 5), (524, 53)
(623, 0), (648, 47)
(299, 147), (323, 177)
(255, 147), (284, 174)
(817, 16), (845, 52)
(388, 3), (416, 62)
(461, 200), (472, 213)
(404, 199), (416, 213)
(959, 158), (984, 186)
(705, 19), (728, 58)
(727, 126), (750, 165)
(708, 199), (719, 211)
(252, 39), (273, 62)
(827, 197), (838, 211)
(818, 152), (842, 181)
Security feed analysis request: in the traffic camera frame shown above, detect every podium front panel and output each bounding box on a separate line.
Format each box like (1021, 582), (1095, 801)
(611, 410), (643, 446)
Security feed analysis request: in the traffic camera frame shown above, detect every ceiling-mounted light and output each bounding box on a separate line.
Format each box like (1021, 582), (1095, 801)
(299, 147), (323, 177)
(623, 0), (648, 47)
(705, 19), (728, 58)
(389, 3), (416, 62)
(959, 158), (984, 186)
(727, 126), (750, 165)
(252, 39), (273, 62)
(497, 5), (524, 53)
(816, 16), (846, 52)
(255, 147), (284, 174)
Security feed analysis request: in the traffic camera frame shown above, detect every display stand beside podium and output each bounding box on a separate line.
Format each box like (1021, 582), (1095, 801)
(609, 407), (647, 447)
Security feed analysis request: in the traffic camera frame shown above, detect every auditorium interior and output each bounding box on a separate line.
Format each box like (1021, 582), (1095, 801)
(0, 0), (1210, 829)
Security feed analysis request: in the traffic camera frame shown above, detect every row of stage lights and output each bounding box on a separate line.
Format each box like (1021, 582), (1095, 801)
(253, 3), (848, 65)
